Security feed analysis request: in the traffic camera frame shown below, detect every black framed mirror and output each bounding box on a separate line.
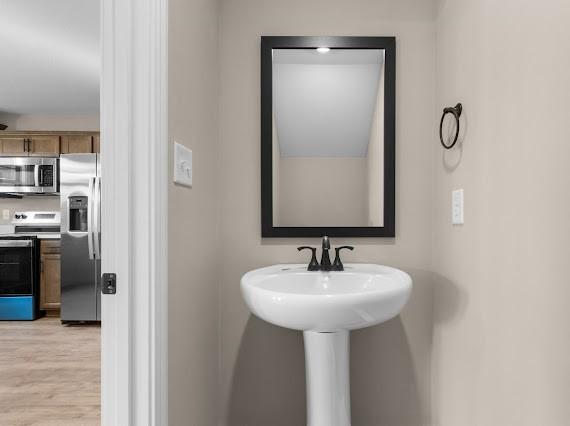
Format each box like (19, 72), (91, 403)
(261, 36), (396, 237)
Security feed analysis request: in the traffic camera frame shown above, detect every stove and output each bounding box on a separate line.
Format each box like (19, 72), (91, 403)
(0, 211), (61, 321)
(0, 212), (60, 320)
(0, 235), (41, 320)
(10, 211), (60, 239)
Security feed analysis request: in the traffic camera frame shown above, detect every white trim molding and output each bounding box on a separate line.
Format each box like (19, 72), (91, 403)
(100, 0), (168, 424)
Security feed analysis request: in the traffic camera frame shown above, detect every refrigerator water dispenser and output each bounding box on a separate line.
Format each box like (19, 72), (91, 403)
(68, 196), (88, 232)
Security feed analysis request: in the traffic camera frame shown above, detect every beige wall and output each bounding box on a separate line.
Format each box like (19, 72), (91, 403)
(0, 113), (99, 131)
(271, 118), (280, 225)
(432, 0), (570, 425)
(168, 0), (221, 424)
(219, 0), (436, 424)
(276, 157), (368, 227)
(167, 0), (570, 424)
(366, 61), (385, 227)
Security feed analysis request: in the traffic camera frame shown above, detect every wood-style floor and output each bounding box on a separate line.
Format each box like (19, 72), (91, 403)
(0, 317), (100, 426)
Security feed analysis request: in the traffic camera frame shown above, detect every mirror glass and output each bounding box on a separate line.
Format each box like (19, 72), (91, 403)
(271, 48), (385, 227)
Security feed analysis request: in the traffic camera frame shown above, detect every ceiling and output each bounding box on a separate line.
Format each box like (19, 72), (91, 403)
(273, 49), (384, 157)
(0, 0), (100, 115)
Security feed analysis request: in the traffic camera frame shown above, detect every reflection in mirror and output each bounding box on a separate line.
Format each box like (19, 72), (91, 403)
(271, 48), (385, 227)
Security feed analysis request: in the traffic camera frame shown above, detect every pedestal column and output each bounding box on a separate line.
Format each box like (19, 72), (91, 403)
(303, 330), (351, 426)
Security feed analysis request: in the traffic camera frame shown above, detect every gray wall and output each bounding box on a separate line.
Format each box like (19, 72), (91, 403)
(218, 0), (436, 424)
(168, 0), (221, 424)
(0, 113), (99, 131)
(432, 0), (570, 425)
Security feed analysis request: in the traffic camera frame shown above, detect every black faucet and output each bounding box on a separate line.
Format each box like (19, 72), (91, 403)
(332, 246), (354, 271)
(320, 236), (332, 271)
(297, 236), (354, 271)
(297, 246), (320, 271)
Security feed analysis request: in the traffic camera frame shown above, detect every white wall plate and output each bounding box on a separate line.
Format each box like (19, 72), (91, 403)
(452, 189), (464, 225)
(173, 142), (193, 187)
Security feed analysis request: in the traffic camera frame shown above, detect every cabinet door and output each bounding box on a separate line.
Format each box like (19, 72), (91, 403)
(93, 134), (100, 153)
(61, 135), (93, 154)
(0, 137), (27, 156)
(40, 241), (61, 312)
(29, 136), (60, 157)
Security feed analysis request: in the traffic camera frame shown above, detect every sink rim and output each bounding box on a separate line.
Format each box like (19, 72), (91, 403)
(241, 263), (412, 332)
(241, 263), (412, 298)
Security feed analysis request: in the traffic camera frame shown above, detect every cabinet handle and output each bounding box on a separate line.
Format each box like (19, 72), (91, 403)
(40, 259), (44, 272)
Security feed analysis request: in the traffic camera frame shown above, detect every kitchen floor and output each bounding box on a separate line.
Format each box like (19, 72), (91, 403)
(0, 317), (100, 426)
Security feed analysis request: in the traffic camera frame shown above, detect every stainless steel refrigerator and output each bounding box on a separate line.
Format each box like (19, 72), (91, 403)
(60, 154), (101, 322)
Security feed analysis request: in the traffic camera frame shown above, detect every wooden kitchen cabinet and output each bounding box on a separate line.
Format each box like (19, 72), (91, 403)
(0, 132), (99, 157)
(61, 135), (93, 154)
(0, 135), (60, 157)
(0, 137), (27, 156)
(93, 134), (100, 153)
(28, 135), (60, 157)
(40, 240), (61, 317)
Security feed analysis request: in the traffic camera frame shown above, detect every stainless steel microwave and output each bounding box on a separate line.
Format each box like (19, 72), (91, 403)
(0, 157), (59, 194)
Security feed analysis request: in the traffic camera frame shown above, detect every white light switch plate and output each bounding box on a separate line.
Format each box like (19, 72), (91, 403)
(452, 189), (464, 225)
(2, 209), (9, 220)
(174, 142), (192, 187)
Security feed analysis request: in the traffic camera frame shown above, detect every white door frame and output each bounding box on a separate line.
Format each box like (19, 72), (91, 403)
(100, 0), (168, 425)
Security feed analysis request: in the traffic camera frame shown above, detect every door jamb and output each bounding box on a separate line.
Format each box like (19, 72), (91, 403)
(100, 0), (168, 424)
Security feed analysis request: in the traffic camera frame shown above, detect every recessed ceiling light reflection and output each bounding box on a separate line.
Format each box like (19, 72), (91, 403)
(316, 47), (330, 53)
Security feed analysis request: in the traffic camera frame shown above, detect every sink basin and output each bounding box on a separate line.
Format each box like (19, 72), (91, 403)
(241, 263), (412, 332)
(241, 263), (412, 426)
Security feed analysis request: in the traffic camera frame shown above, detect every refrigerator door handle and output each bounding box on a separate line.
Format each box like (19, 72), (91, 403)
(87, 177), (95, 260)
(93, 176), (101, 260)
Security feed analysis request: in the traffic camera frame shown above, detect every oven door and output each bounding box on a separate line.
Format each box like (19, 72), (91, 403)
(0, 240), (34, 295)
(0, 158), (58, 194)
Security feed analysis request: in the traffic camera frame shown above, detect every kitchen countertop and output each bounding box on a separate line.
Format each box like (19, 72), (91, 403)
(17, 233), (61, 240)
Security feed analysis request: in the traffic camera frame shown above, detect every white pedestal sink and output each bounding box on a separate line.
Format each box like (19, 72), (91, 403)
(241, 264), (412, 426)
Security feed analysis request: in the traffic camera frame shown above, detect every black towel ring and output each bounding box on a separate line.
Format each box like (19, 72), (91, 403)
(439, 103), (462, 149)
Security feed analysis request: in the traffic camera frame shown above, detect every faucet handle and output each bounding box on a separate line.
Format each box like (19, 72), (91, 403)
(332, 246), (354, 271)
(297, 246), (320, 271)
